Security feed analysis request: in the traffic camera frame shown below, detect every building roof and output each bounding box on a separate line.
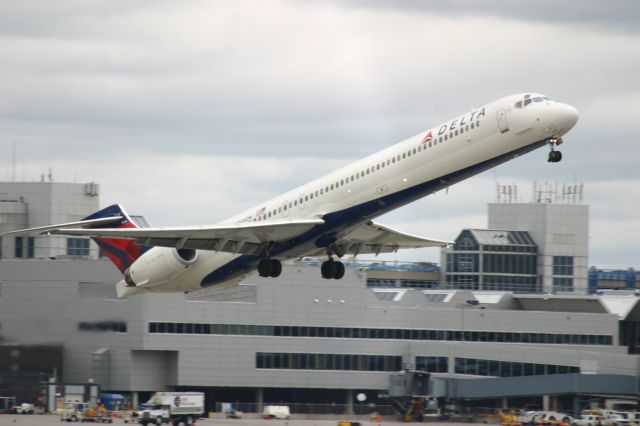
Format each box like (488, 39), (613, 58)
(468, 229), (536, 246)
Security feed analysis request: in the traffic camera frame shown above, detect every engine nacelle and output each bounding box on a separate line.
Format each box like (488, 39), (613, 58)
(124, 247), (197, 288)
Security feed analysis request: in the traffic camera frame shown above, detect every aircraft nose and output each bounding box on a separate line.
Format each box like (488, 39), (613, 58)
(558, 103), (579, 130)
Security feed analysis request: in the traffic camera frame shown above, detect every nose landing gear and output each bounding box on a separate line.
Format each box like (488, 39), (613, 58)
(547, 137), (563, 163)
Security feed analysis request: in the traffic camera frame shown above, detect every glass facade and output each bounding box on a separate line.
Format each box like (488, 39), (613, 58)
(444, 229), (540, 292)
(148, 322), (613, 346)
(416, 356), (448, 373)
(256, 352), (401, 372)
(454, 357), (579, 377)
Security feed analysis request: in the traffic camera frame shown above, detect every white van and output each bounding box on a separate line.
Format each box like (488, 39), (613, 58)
(262, 405), (291, 419)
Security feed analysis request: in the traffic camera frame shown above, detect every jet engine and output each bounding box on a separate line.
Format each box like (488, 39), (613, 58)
(123, 247), (198, 288)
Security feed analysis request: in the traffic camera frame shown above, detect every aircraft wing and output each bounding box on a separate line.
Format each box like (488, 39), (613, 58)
(328, 220), (451, 256)
(47, 218), (325, 256)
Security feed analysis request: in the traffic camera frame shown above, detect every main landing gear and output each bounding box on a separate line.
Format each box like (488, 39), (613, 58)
(258, 258), (282, 278)
(547, 137), (563, 163)
(320, 248), (344, 280)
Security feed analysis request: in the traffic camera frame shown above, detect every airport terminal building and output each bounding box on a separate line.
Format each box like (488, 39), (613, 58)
(1, 181), (639, 414)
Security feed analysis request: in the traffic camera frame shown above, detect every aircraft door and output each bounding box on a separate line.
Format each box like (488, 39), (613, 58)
(497, 109), (509, 133)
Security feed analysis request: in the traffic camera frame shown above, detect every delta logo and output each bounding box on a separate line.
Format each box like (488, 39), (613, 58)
(421, 131), (433, 145)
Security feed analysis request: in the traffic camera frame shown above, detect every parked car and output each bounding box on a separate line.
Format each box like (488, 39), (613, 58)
(573, 414), (605, 426)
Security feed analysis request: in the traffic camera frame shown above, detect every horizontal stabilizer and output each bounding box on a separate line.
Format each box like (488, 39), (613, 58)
(0, 216), (123, 237)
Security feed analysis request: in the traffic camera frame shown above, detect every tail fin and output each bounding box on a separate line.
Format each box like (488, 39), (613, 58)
(83, 204), (150, 273)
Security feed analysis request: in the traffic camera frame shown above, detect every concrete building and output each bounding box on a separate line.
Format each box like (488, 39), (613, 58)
(0, 181), (100, 259)
(1, 258), (639, 413)
(488, 202), (589, 294)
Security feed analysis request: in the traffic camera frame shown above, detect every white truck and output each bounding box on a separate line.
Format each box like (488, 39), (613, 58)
(137, 392), (204, 426)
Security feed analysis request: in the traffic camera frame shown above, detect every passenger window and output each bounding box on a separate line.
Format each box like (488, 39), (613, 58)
(330, 184), (334, 190)
(471, 123), (475, 129)
(412, 148), (416, 154)
(294, 200), (297, 206)
(397, 155), (401, 161)
(392, 157), (396, 163)
(351, 175), (354, 181)
(444, 134), (448, 140)
(305, 195), (308, 202)
(428, 141), (432, 147)
(376, 164), (380, 170)
(402, 153), (406, 159)
(465, 125), (469, 131)
(340, 179), (344, 185)
(455, 130), (458, 136)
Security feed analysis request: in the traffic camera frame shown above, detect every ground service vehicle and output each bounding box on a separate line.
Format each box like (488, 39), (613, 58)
(138, 392), (204, 426)
(60, 402), (88, 422)
(262, 405), (291, 420)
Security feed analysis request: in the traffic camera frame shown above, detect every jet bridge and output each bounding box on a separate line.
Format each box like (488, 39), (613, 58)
(388, 369), (430, 422)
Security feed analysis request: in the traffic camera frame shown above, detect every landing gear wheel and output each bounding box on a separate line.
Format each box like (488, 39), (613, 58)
(259, 258), (282, 277)
(258, 258), (274, 277)
(321, 260), (336, 279)
(321, 260), (345, 279)
(269, 259), (282, 277)
(547, 150), (562, 162)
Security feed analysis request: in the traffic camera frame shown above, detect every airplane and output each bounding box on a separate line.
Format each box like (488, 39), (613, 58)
(2, 93), (578, 298)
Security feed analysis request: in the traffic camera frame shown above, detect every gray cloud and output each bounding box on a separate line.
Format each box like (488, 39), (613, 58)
(0, 0), (638, 268)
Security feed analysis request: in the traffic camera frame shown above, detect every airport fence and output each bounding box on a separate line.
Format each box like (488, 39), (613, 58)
(215, 402), (394, 416)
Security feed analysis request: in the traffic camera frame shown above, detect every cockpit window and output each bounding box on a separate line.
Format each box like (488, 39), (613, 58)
(515, 94), (549, 108)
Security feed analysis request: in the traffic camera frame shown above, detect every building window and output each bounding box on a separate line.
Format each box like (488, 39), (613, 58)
(147, 322), (612, 347)
(454, 357), (579, 377)
(553, 256), (574, 276)
(256, 352), (401, 372)
(416, 356), (448, 373)
(15, 237), (23, 258)
(67, 238), (90, 256)
(553, 277), (574, 292)
(27, 237), (35, 258)
(78, 321), (127, 333)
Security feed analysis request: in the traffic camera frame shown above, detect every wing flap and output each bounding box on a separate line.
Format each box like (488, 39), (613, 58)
(335, 220), (451, 256)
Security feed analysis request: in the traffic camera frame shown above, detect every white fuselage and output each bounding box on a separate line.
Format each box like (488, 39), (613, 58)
(134, 93), (578, 294)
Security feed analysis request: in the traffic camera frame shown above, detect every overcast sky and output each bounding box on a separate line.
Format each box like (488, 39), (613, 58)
(1, 0), (639, 269)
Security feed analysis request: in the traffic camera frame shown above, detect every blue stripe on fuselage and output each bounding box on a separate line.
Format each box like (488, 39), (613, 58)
(200, 139), (548, 287)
